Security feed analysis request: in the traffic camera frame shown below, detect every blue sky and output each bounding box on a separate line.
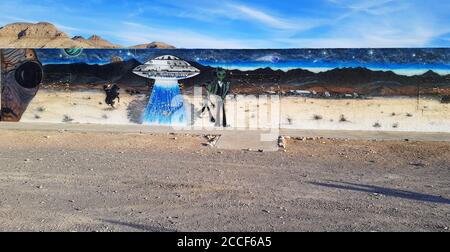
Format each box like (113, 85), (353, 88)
(1, 0), (450, 48)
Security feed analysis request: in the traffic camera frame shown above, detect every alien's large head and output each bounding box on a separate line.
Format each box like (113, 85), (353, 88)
(1, 49), (43, 122)
(216, 68), (227, 82)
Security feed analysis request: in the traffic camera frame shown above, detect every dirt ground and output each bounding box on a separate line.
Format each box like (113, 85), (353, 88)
(0, 129), (448, 232)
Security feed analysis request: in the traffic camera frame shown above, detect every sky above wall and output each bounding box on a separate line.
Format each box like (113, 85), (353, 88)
(1, 0), (449, 48)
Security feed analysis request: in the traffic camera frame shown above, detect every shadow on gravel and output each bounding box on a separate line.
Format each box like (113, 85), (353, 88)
(101, 219), (177, 232)
(310, 181), (450, 205)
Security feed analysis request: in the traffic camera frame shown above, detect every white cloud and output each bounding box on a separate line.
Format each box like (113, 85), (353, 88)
(230, 5), (297, 30)
(0, 15), (37, 24)
(53, 23), (82, 32)
(319, 0), (450, 48)
(331, 0), (399, 21)
(140, 1), (323, 33)
(114, 1), (447, 48)
(1, 0), (449, 48)
(111, 22), (266, 48)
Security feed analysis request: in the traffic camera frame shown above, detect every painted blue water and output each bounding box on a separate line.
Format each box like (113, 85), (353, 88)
(142, 81), (187, 126)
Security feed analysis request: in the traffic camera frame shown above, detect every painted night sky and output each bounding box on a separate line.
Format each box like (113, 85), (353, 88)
(36, 48), (450, 77)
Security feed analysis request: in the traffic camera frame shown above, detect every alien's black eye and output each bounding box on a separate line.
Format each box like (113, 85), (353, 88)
(15, 61), (43, 89)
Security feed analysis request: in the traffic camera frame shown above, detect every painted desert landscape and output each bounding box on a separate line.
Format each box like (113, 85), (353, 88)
(2, 46), (450, 132)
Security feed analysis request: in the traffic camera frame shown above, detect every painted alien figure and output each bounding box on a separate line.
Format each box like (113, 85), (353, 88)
(0, 49), (43, 122)
(199, 68), (231, 127)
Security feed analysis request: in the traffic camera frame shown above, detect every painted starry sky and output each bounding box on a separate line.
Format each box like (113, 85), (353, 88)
(36, 48), (450, 76)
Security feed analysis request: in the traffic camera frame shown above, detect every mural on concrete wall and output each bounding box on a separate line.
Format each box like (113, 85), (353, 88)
(1, 48), (450, 132)
(0, 49), (43, 121)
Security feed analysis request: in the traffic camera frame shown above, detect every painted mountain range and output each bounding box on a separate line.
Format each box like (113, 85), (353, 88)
(41, 59), (450, 96)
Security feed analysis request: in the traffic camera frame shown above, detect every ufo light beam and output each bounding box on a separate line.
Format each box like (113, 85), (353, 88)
(133, 55), (200, 126)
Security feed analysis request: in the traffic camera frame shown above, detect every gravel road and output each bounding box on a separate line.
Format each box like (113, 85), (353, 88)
(0, 129), (448, 232)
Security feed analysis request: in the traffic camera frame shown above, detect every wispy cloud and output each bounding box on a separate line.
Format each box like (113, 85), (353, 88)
(112, 22), (264, 48)
(0, 15), (37, 24)
(53, 23), (82, 33)
(136, 1), (323, 33)
(0, 0), (449, 48)
(320, 0), (450, 47)
(229, 5), (298, 30)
